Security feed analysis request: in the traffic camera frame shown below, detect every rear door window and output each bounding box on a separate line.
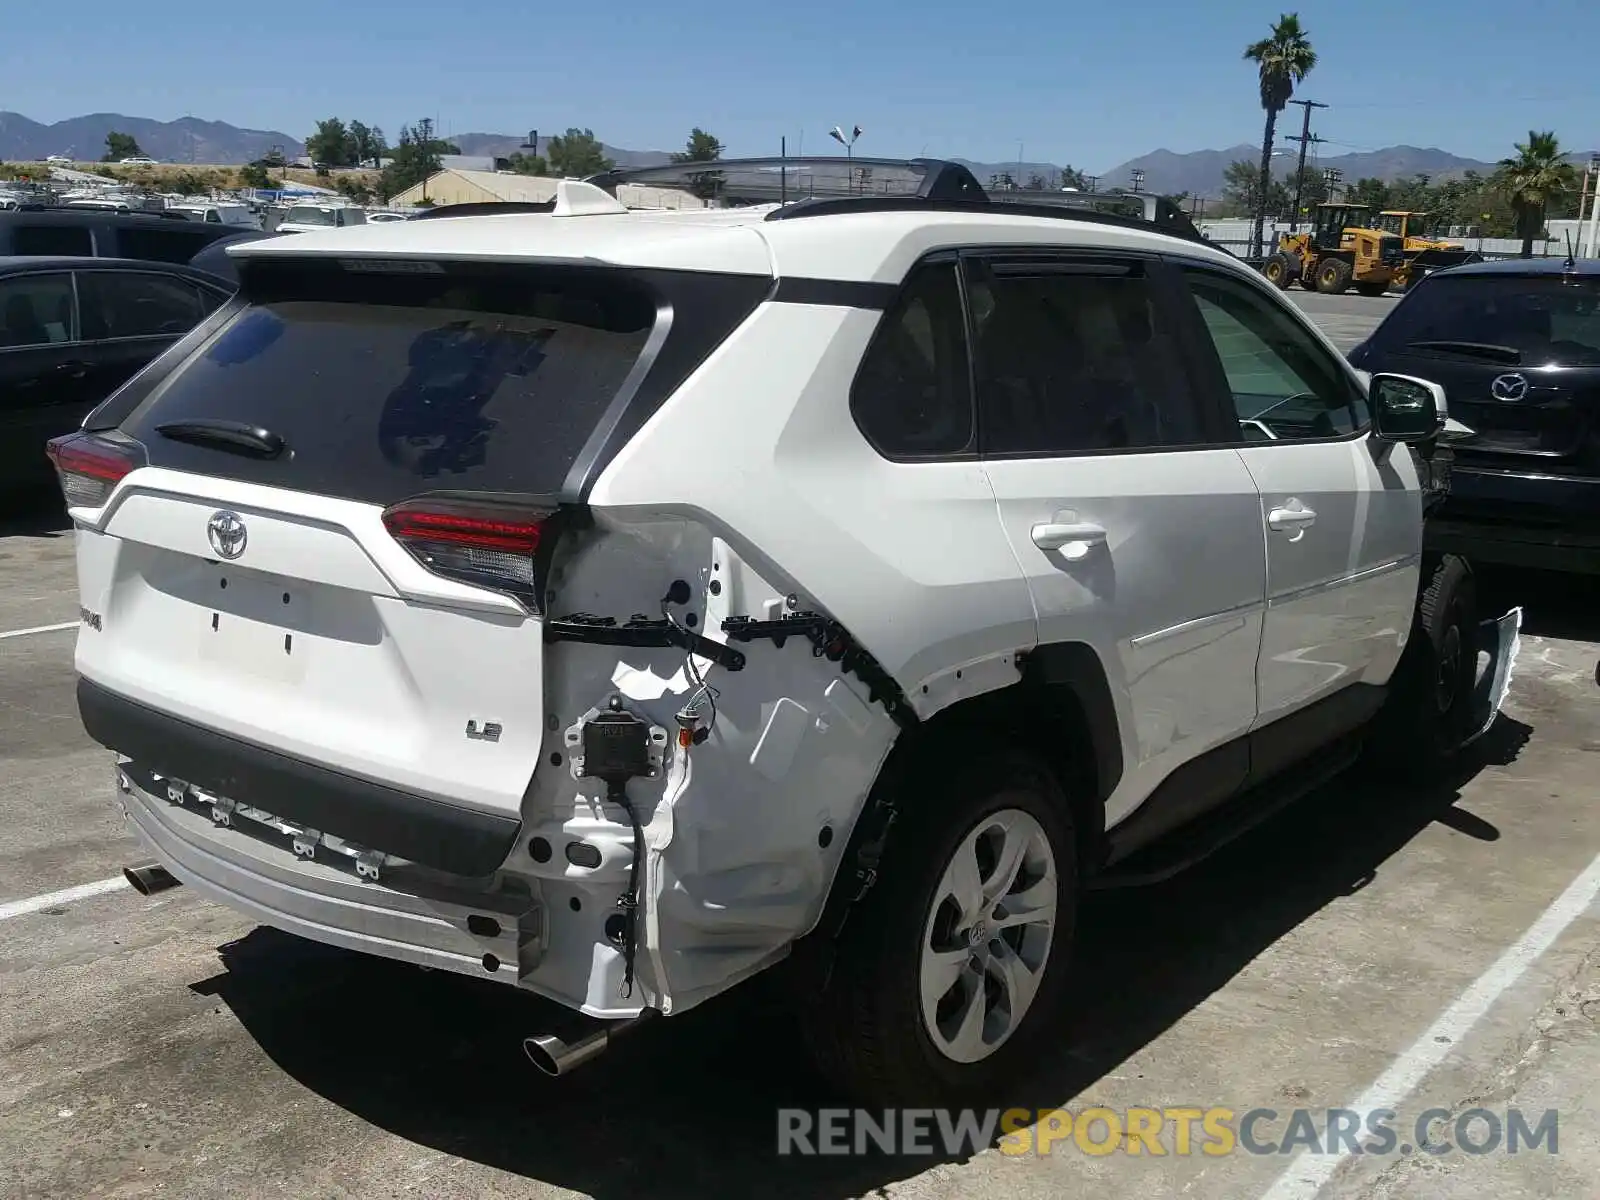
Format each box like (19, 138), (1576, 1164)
(116, 225), (211, 264)
(120, 260), (659, 503)
(12, 224), (94, 256)
(77, 271), (209, 340)
(969, 256), (1205, 455)
(0, 273), (77, 347)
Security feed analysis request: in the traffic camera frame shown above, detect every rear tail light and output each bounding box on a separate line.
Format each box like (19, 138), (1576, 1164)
(381, 497), (554, 611)
(45, 432), (142, 509)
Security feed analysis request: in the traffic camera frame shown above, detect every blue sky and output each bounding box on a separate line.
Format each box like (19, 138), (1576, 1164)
(5, 0), (1597, 171)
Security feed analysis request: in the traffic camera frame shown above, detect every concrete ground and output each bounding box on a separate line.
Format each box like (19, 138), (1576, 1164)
(3, 294), (1599, 1200)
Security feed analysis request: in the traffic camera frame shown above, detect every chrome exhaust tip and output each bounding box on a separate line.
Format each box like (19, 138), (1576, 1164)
(522, 1012), (653, 1077)
(522, 1029), (613, 1077)
(123, 862), (182, 896)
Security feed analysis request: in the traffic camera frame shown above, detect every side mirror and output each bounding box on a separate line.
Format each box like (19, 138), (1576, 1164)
(1370, 372), (1446, 444)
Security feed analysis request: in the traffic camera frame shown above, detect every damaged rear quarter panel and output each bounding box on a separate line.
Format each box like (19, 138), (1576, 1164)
(527, 515), (900, 1016)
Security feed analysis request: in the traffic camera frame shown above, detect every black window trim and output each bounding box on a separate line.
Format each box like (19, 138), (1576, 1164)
(1168, 255), (1374, 448)
(958, 246), (1237, 461)
(0, 267), (83, 353)
(72, 267), (226, 347)
(847, 249), (981, 464)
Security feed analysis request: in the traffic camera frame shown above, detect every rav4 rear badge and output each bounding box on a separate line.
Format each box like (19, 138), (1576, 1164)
(207, 511), (247, 560)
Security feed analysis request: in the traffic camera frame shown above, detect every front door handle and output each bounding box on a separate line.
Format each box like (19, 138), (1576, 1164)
(1031, 520), (1108, 555)
(1268, 504), (1317, 531)
(55, 361), (88, 380)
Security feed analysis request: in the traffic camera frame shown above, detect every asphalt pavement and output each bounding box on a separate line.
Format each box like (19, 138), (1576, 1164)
(3, 295), (1599, 1200)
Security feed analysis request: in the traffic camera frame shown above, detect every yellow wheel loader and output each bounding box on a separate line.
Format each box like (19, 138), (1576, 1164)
(1373, 211), (1483, 290)
(1261, 203), (1408, 296)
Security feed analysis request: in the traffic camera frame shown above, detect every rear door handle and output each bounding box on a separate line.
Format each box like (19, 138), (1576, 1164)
(1031, 520), (1108, 554)
(55, 361), (88, 379)
(1268, 504), (1317, 531)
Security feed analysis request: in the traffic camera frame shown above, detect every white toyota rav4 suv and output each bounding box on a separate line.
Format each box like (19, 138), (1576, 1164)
(50, 160), (1516, 1104)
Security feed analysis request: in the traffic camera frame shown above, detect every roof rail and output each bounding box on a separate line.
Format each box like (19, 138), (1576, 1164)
(585, 155), (1211, 246)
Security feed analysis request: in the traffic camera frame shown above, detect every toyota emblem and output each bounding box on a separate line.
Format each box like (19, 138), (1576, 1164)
(207, 511), (248, 560)
(1489, 373), (1529, 402)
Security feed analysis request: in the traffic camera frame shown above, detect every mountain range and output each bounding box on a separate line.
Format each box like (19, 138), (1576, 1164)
(2, 113), (1590, 199)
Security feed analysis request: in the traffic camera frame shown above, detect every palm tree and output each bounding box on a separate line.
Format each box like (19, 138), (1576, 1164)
(1495, 131), (1577, 258)
(1244, 14), (1317, 260)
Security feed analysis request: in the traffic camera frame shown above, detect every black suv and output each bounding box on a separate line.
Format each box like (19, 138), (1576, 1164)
(1350, 258), (1600, 572)
(1, 256), (232, 491)
(0, 209), (248, 267)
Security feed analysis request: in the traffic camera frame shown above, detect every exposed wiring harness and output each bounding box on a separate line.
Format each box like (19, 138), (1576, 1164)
(660, 583), (719, 742)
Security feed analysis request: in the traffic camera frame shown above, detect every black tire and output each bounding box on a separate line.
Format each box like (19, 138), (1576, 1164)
(801, 746), (1079, 1105)
(1366, 555), (1480, 778)
(1315, 257), (1354, 294)
(1263, 252), (1296, 289)
(1354, 281), (1389, 297)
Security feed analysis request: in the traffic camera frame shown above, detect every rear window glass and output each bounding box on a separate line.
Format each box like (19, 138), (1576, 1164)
(12, 224), (93, 256)
(1375, 274), (1600, 366)
(118, 225), (213, 263)
(121, 262), (657, 502)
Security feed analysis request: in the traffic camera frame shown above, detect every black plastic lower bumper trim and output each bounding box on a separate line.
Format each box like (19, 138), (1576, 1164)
(76, 677), (520, 877)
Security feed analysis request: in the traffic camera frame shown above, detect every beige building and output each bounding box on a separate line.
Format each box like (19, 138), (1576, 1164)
(389, 168), (707, 211)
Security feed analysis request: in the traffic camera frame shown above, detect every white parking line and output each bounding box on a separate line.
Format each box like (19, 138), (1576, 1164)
(0, 875), (129, 922)
(0, 621), (77, 642)
(1259, 850), (1600, 1200)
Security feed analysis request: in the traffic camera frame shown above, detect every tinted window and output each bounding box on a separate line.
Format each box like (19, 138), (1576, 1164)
(117, 225), (210, 264)
(1182, 268), (1368, 441)
(79, 272), (209, 340)
(0, 273), (77, 348)
(12, 224), (93, 256)
(283, 206), (337, 226)
(972, 260), (1202, 455)
(121, 262), (657, 502)
(1372, 273), (1600, 367)
(204, 210), (222, 224)
(851, 259), (973, 457)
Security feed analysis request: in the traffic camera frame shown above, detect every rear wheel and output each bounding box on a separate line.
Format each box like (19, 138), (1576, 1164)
(801, 747), (1078, 1104)
(1366, 555), (1480, 779)
(1315, 257), (1354, 294)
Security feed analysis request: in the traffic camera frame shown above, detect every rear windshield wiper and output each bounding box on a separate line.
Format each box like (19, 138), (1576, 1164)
(155, 419), (286, 459)
(1405, 340), (1523, 364)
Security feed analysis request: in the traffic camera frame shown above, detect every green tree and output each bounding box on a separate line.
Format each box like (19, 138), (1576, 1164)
(669, 127), (723, 199)
(1059, 165), (1089, 190)
(1243, 13), (1317, 258)
(506, 151), (548, 176)
(1494, 130), (1578, 257)
(547, 128), (613, 177)
(102, 131), (143, 162)
(1222, 158), (1291, 218)
(670, 127), (723, 163)
(1346, 177), (1389, 211)
(307, 118), (356, 167)
(335, 175), (373, 204)
(379, 119), (459, 197)
(349, 121), (387, 169)
(238, 162), (272, 189)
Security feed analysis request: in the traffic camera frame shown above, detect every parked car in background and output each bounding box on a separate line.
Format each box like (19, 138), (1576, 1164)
(275, 203), (367, 233)
(1, 257), (231, 492)
(1350, 257), (1600, 573)
(165, 202), (261, 230)
(0, 209), (250, 266)
(46, 155), (75, 165)
(120, 157), (159, 166)
(365, 211), (410, 223)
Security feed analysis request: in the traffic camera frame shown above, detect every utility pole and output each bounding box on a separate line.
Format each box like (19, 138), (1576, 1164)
(1285, 98), (1327, 233)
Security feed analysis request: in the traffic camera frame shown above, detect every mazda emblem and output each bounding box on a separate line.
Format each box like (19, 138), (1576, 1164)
(1489, 373), (1529, 403)
(207, 511), (248, 560)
